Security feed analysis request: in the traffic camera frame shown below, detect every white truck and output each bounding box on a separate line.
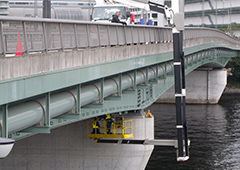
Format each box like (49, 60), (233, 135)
(91, 0), (163, 25)
(91, 3), (132, 24)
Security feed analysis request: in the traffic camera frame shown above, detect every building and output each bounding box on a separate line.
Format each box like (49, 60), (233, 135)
(165, 0), (240, 36)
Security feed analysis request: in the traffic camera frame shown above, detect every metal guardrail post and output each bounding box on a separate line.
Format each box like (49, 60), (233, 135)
(137, 27), (140, 44)
(131, 27), (134, 44)
(107, 25), (111, 46)
(22, 21), (28, 54)
(59, 23), (63, 50)
(0, 21), (6, 57)
(42, 22), (48, 52)
(124, 26), (127, 45)
(143, 28), (146, 44)
(73, 24), (78, 49)
(154, 28), (157, 43)
(30, 34), (34, 50)
(158, 28), (161, 42)
(116, 26), (119, 45)
(97, 25), (101, 47)
(148, 28), (152, 43)
(86, 24), (90, 48)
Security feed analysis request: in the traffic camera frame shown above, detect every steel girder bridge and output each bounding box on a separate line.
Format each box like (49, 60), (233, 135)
(0, 16), (239, 141)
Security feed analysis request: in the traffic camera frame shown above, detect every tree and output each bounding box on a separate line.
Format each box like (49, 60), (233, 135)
(227, 57), (240, 83)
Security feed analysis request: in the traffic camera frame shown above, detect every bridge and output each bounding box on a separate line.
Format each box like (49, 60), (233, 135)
(0, 16), (240, 169)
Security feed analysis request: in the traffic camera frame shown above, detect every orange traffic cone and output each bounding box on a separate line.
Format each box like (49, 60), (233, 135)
(15, 33), (23, 56)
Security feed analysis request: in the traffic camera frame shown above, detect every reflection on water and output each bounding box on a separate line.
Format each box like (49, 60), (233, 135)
(146, 96), (240, 170)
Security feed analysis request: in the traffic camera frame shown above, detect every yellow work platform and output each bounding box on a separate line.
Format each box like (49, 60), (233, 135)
(87, 115), (133, 141)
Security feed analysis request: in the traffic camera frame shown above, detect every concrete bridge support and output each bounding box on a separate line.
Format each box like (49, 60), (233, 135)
(0, 112), (154, 170)
(157, 68), (227, 104)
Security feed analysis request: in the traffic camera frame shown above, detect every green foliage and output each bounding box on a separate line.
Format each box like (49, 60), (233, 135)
(219, 23), (239, 38)
(227, 82), (240, 88)
(226, 57), (240, 83)
(220, 24), (240, 85)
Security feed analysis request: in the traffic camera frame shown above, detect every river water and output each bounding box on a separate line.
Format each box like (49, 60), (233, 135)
(146, 96), (240, 170)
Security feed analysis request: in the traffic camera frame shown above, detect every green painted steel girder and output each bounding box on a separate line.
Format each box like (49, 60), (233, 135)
(0, 62), (173, 136)
(0, 45), (239, 140)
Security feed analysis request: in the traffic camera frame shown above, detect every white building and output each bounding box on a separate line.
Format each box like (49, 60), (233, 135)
(165, 0), (240, 36)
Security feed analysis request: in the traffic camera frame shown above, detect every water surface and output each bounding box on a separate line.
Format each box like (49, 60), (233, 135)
(146, 96), (240, 170)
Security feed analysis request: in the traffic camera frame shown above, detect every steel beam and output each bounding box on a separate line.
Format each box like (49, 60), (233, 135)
(45, 93), (50, 127)
(1, 104), (8, 138)
(0, 64), (172, 135)
(97, 139), (190, 148)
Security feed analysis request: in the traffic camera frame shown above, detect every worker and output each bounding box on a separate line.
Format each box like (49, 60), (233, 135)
(105, 114), (113, 134)
(111, 11), (127, 25)
(146, 110), (151, 118)
(130, 13), (134, 24)
(91, 118), (100, 134)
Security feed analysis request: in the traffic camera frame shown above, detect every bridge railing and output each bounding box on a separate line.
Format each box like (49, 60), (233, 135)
(183, 27), (240, 45)
(0, 16), (172, 56)
(0, 16), (239, 57)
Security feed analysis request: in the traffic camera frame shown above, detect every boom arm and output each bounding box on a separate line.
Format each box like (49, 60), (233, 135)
(95, 0), (149, 10)
(96, 0), (160, 11)
(111, 0), (150, 11)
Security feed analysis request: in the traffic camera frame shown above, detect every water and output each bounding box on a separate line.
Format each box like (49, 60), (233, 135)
(146, 96), (240, 170)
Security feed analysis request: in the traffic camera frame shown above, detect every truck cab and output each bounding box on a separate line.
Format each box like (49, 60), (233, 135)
(91, 4), (131, 24)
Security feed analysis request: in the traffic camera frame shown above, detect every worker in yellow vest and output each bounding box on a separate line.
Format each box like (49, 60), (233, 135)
(91, 118), (100, 134)
(106, 114), (113, 134)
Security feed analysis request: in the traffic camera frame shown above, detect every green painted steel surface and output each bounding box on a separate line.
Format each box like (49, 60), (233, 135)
(0, 44), (238, 140)
(1, 17), (240, 141)
(0, 42), (238, 106)
(0, 23), (239, 141)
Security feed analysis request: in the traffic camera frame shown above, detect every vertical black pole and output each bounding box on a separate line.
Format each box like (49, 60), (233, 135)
(180, 31), (189, 157)
(173, 32), (184, 158)
(43, 0), (51, 18)
(171, 0), (189, 161)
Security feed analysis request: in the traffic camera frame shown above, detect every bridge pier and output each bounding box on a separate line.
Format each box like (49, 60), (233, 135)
(0, 112), (154, 170)
(157, 68), (227, 104)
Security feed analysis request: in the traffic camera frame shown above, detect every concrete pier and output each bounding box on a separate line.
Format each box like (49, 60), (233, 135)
(157, 68), (227, 104)
(0, 112), (154, 170)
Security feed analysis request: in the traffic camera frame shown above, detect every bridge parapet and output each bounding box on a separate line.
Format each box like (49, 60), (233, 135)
(0, 16), (239, 57)
(0, 16), (240, 81)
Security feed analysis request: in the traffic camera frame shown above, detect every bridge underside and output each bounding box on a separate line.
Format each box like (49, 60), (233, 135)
(0, 42), (238, 141)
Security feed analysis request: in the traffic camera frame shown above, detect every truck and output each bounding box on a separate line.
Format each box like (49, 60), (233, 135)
(91, 0), (160, 25)
(91, 4), (132, 24)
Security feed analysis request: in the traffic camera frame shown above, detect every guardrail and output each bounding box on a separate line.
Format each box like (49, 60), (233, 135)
(0, 16), (239, 57)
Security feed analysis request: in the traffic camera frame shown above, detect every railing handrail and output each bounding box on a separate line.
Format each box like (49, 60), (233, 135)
(0, 16), (168, 28)
(0, 16), (239, 57)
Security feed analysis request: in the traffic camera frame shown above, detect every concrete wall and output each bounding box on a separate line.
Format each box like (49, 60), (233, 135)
(1, 35), (236, 81)
(157, 68), (227, 104)
(0, 113), (154, 170)
(0, 43), (173, 81)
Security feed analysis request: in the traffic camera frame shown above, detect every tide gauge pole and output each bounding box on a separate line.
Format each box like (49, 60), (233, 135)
(171, 0), (189, 161)
(148, 0), (190, 161)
